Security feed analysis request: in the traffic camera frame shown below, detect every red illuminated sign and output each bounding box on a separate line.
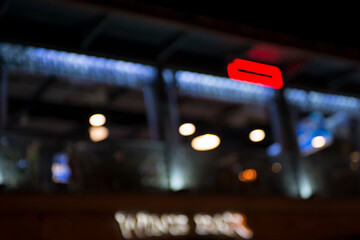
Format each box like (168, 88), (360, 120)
(227, 59), (283, 89)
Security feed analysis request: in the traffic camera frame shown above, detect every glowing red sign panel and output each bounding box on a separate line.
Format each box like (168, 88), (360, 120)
(227, 59), (283, 89)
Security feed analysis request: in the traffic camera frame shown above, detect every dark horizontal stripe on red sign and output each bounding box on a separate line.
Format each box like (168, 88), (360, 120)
(228, 59), (283, 89)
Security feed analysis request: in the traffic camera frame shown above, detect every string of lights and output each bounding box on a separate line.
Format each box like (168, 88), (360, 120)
(284, 88), (360, 116)
(1, 42), (360, 116)
(0, 42), (158, 88)
(173, 70), (275, 105)
(174, 70), (360, 116)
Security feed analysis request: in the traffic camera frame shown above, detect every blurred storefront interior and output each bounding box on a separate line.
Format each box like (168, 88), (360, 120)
(1, 1), (360, 239)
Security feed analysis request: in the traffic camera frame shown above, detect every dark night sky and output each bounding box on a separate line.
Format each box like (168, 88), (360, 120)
(130, 0), (360, 50)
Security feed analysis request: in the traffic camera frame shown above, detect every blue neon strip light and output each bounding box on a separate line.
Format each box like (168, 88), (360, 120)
(0, 42), (158, 88)
(284, 88), (360, 116)
(174, 70), (360, 115)
(1, 42), (360, 114)
(174, 70), (275, 105)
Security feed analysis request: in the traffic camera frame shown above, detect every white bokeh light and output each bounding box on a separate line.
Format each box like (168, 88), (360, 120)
(89, 113), (106, 127)
(249, 129), (265, 142)
(191, 134), (220, 151)
(311, 136), (326, 149)
(89, 126), (109, 142)
(179, 123), (196, 136)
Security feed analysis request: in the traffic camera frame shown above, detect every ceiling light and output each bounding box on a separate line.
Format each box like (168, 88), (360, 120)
(179, 123), (196, 136)
(249, 129), (265, 142)
(89, 113), (106, 127)
(191, 134), (220, 151)
(311, 136), (326, 149)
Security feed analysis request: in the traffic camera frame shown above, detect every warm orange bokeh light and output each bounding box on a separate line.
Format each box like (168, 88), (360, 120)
(238, 169), (257, 182)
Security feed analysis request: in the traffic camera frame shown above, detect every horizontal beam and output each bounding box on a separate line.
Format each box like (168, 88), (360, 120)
(2, 42), (360, 119)
(0, 42), (158, 89)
